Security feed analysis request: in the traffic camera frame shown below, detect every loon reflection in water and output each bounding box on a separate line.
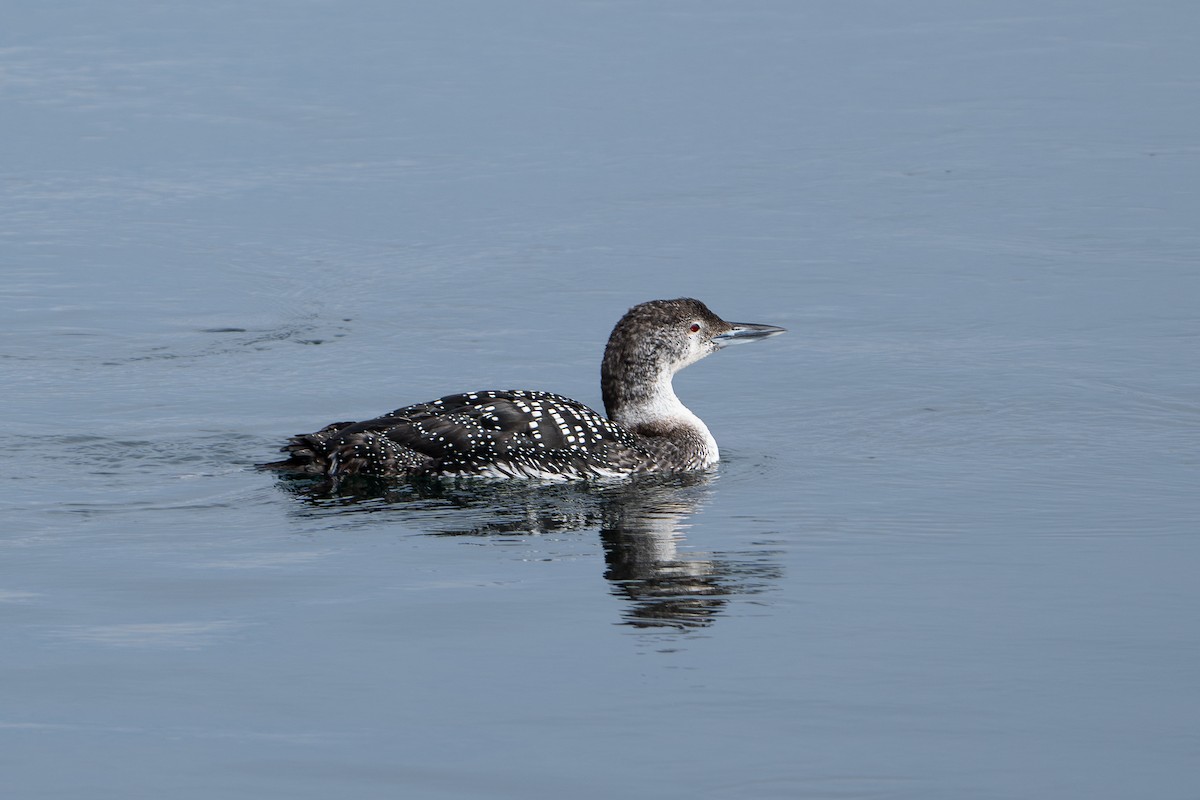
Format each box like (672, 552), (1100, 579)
(262, 298), (784, 482)
(282, 473), (782, 630)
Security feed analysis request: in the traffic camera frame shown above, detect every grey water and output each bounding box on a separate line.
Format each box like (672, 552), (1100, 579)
(3, 1), (1199, 798)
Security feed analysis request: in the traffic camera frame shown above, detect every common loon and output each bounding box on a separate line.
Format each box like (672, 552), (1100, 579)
(263, 298), (784, 481)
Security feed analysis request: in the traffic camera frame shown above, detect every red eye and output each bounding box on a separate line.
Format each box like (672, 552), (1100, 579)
(689, 323), (701, 333)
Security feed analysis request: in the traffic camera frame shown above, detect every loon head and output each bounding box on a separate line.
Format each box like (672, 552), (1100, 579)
(601, 298), (785, 423)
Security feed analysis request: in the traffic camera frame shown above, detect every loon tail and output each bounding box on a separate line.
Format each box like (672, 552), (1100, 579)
(259, 422), (431, 478)
(257, 421), (354, 474)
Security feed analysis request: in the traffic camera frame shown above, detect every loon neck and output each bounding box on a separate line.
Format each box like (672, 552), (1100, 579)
(603, 369), (720, 466)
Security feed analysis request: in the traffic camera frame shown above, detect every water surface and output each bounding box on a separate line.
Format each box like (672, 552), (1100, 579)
(3, 2), (1198, 798)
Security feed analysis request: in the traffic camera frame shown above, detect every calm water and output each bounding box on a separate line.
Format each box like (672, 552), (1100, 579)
(3, 2), (1199, 798)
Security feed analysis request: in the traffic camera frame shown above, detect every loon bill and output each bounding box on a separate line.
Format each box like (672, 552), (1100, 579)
(261, 298), (784, 481)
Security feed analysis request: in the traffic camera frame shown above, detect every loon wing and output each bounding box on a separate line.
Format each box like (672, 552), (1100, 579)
(263, 390), (641, 479)
(373, 390), (637, 475)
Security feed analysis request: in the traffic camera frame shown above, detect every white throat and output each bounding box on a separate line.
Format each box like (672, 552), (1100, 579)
(611, 373), (720, 466)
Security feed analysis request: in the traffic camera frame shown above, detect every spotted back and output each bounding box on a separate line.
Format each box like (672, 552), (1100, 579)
(355, 390), (645, 478)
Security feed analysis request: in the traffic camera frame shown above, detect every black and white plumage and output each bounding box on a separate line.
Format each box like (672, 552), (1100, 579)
(262, 298), (784, 481)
